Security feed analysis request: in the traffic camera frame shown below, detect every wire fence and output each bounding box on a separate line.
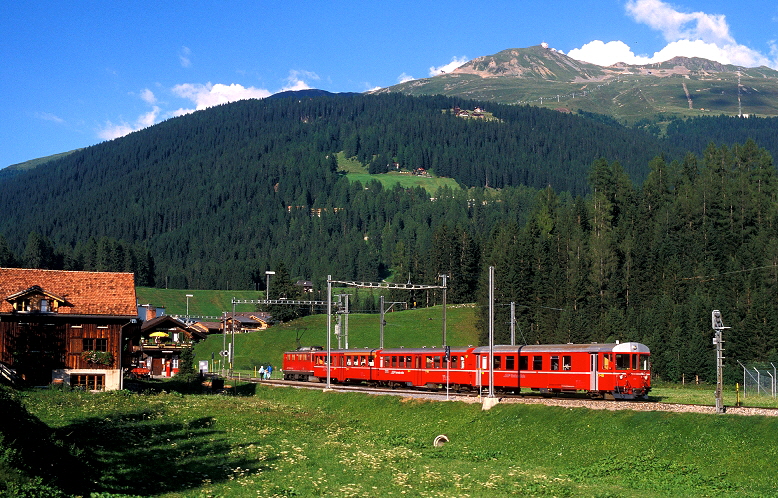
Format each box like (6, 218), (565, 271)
(739, 361), (777, 398)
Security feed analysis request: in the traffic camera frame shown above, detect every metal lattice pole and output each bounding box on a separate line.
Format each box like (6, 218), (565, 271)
(711, 310), (728, 414)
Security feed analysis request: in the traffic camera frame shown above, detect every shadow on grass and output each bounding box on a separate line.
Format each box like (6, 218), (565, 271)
(56, 406), (275, 496)
(125, 376), (258, 396)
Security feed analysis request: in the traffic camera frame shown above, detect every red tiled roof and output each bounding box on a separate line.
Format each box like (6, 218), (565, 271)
(0, 268), (137, 316)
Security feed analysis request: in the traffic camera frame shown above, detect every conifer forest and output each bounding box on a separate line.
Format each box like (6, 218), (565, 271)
(2, 93), (778, 381)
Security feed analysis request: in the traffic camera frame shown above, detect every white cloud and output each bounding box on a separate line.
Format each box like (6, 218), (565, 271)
(140, 88), (157, 104)
(98, 106), (161, 140)
(567, 0), (776, 69)
(171, 82), (272, 111)
(397, 73), (415, 84)
(626, 0), (733, 45)
(429, 56), (469, 76)
(37, 112), (64, 124)
(97, 70), (321, 140)
(179, 46), (192, 68)
(281, 70), (319, 92)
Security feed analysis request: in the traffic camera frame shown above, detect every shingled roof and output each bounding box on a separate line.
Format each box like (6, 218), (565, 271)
(0, 268), (137, 316)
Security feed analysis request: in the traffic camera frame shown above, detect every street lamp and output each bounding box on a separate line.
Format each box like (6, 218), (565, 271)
(265, 271), (275, 300)
(185, 294), (193, 318)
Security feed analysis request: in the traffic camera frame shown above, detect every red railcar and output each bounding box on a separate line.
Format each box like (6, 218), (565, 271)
(282, 342), (651, 399)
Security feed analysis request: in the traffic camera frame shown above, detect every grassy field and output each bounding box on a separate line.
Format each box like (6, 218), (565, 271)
(335, 150), (461, 194)
(195, 304), (480, 375)
(136, 287), (263, 316)
(19, 383), (778, 497)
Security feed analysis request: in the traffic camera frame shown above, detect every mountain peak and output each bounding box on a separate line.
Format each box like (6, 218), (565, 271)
(451, 45), (606, 81)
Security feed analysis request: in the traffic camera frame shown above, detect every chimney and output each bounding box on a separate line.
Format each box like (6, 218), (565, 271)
(145, 306), (156, 321)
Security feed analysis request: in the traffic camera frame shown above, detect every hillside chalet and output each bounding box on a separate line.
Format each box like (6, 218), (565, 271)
(0, 268), (140, 390)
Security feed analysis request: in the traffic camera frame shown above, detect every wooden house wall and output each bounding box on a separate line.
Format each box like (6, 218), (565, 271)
(0, 316), (135, 384)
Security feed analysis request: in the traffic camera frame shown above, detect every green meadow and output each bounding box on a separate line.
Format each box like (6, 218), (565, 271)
(17, 383), (778, 497)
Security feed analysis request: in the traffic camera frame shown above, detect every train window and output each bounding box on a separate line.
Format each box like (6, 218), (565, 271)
(551, 356), (559, 371)
(416, 357), (422, 369)
(315, 356), (324, 365)
(506, 355), (515, 370)
(369, 356), (374, 367)
(391, 356), (397, 368)
(398, 356), (404, 368)
(426, 356), (433, 369)
(519, 356), (528, 370)
(533, 356), (542, 371)
(450, 355), (458, 368)
(493, 355), (502, 369)
(602, 354), (613, 370)
(639, 354), (650, 370)
(406, 356), (412, 368)
(631, 354), (638, 370)
(563, 356), (572, 370)
(615, 354), (630, 370)
(460, 356), (465, 369)
(361, 356), (367, 366)
(434, 356), (441, 369)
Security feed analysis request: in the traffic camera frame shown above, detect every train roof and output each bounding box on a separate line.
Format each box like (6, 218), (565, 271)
(296, 342), (650, 355)
(473, 342), (650, 354)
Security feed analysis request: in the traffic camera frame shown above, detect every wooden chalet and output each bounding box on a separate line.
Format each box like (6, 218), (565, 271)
(131, 315), (206, 377)
(0, 268), (140, 390)
(190, 321), (221, 335)
(224, 312), (272, 333)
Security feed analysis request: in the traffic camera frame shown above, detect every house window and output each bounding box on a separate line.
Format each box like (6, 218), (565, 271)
(71, 374), (105, 391)
(40, 299), (49, 312)
(83, 338), (108, 352)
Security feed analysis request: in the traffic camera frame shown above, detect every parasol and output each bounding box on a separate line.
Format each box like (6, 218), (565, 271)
(149, 331), (169, 338)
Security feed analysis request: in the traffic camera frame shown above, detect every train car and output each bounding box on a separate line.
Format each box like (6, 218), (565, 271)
(281, 341), (651, 399)
(307, 348), (381, 384)
(282, 346), (322, 381)
(373, 347), (476, 389)
(472, 342), (651, 399)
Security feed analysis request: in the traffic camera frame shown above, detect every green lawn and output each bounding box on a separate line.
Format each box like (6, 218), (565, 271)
(20, 384), (778, 497)
(136, 287), (263, 317)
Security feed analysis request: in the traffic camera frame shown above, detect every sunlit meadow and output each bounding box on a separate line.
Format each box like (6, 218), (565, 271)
(19, 382), (778, 497)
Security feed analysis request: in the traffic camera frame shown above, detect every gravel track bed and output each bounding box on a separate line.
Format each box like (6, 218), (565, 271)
(262, 379), (778, 416)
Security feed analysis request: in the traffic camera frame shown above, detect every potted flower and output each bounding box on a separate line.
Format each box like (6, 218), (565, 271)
(81, 350), (114, 366)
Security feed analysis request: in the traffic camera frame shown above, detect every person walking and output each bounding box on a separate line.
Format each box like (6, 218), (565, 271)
(258, 365), (265, 380)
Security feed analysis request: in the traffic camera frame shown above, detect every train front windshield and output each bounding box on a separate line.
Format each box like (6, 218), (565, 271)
(615, 353), (650, 371)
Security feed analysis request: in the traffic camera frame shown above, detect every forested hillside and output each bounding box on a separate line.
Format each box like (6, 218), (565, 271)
(2, 93), (778, 382)
(0, 93), (674, 290)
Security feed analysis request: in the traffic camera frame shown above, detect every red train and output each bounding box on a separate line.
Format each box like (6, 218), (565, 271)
(283, 342), (651, 399)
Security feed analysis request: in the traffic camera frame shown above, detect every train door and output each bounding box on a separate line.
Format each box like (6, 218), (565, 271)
(589, 353), (598, 391)
(479, 353), (489, 392)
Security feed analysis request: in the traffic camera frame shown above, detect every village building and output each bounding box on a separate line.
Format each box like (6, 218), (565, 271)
(223, 312), (273, 333)
(130, 314), (206, 377)
(0, 268), (140, 390)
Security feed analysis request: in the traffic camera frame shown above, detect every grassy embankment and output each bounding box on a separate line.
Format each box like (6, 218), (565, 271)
(336, 151), (461, 194)
(17, 382), (778, 497)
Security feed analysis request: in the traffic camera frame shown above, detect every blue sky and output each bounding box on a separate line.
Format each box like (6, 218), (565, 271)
(2, 0), (777, 168)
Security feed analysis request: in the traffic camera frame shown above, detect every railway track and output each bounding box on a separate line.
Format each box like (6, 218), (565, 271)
(230, 377), (778, 417)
